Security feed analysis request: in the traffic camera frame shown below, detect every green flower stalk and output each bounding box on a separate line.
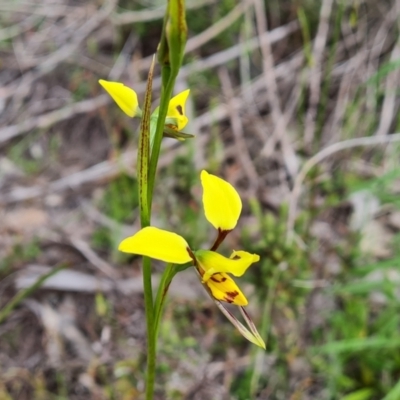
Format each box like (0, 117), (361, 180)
(98, 1), (264, 398)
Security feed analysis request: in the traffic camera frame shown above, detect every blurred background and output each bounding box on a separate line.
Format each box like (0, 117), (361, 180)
(1, 0), (400, 399)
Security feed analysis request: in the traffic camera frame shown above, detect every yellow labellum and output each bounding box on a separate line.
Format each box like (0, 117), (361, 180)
(118, 227), (192, 264)
(201, 170), (242, 231)
(195, 250), (260, 283)
(99, 79), (139, 117)
(205, 273), (248, 306)
(167, 89), (190, 131)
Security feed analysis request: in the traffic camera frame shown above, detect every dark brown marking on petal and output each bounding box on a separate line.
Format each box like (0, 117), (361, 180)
(176, 105), (183, 115)
(223, 297), (234, 303)
(223, 290), (239, 304)
(210, 276), (221, 283)
(221, 277), (227, 282)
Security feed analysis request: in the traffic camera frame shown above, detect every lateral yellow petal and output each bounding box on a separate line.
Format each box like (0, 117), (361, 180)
(99, 79), (139, 117)
(205, 272), (248, 306)
(200, 170), (242, 231)
(118, 227), (193, 264)
(167, 89), (190, 130)
(195, 250), (259, 283)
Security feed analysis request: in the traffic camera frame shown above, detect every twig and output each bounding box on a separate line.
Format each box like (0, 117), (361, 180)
(39, 0), (116, 76)
(80, 200), (134, 239)
(68, 236), (118, 279)
(0, 14), (40, 41)
(362, 3), (399, 128)
(185, 0), (251, 53)
(1, 0), (117, 104)
(0, 94), (110, 144)
(303, 0), (334, 149)
(108, 31), (139, 81)
(286, 132), (400, 242)
(182, 19), (298, 74)
(325, 49), (367, 143)
(112, 0), (216, 25)
(252, 0), (282, 125)
(375, 39), (400, 137)
(218, 67), (259, 193)
(253, 0), (298, 179)
(0, 3), (79, 16)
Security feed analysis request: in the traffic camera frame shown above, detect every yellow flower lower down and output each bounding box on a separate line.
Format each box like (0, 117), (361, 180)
(118, 170), (265, 348)
(118, 226), (259, 306)
(117, 170), (260, 305)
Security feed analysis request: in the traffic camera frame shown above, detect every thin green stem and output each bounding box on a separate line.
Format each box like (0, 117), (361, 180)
(143, 256), (156, 400)
(143, 68), (175, 400)
(137, 58), (156, 399)
(140, 2), (186, 395)
(153, 263), (177, 339)
(148, 68), (176, 206)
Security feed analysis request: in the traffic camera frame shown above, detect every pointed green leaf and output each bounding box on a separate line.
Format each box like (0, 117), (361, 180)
(137, 56), (155, 227)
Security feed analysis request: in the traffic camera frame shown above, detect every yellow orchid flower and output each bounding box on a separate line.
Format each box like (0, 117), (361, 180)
(98, 79), (190, 131)
(118, 170), (264, 348)
(165, 89), (190, 131)
(119, 170), (258, 304)
(119, 225), (258, 306)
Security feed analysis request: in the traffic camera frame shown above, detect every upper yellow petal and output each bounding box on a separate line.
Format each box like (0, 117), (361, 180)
(99, 79), (139, 117)
(200, 170), (242, 231)
(167, 89), (190, 131)
(195, 249), (259, 283)
(204, 272), (248, 306)
(118, 227), (193, 264)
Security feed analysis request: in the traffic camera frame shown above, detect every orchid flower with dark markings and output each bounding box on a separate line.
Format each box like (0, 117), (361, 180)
(118, 170), (265, 348)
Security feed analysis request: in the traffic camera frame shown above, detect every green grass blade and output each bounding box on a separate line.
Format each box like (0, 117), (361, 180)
(0, 264), (65, 324)
(382, 379), (400, 400)
(315, 337), (400, 354)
